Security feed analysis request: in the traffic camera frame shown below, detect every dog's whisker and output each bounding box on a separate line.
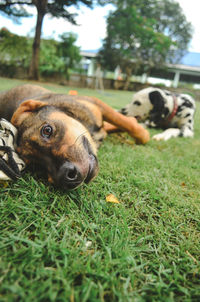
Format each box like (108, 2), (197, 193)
(71, 130), (89, 147)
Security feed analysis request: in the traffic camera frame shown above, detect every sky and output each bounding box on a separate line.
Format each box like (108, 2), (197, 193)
(0, 0), (199, 53)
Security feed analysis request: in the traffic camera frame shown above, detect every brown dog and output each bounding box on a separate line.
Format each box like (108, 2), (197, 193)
(0, 84), (149, 190)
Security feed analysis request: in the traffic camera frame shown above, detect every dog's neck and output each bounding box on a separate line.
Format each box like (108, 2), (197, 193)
(166, 95), (178, 123)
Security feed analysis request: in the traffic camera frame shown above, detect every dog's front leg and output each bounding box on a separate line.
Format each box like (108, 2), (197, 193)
(91, 98), (150, 144)
(153, 129), (180, 141)
(103, 113), (150, 144)
(179, 125), (194, 138)
(153, 124), (194, 141)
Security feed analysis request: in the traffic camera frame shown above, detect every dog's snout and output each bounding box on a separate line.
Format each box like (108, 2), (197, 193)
(120, 107), (128, 115)
(58, 162), (83, 189)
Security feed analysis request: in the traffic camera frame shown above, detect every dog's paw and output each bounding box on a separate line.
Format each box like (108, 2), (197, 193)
(152, 129), (180, 141)
(152, 133), (165, 141)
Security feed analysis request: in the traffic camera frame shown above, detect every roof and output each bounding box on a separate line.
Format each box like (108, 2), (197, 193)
(81, 49), (200, 68)
(180, 52), (200, 67)
(80, 50), (98, 58)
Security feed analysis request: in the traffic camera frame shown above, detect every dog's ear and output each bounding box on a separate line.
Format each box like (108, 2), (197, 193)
(11, 99), (47, 127)
(149, 91), (165, 122)
(149, 91), (164, 111)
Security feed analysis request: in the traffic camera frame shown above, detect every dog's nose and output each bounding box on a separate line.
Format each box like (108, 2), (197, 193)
(120, 107), (128, 115)
(58, 162), (83, 189)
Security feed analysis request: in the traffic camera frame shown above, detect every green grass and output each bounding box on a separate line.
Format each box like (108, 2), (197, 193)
(0, 77), (200, 301)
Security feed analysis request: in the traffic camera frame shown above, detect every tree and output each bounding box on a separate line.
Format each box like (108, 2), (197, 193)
(0, 27), (82, 79)
(0, 0), (105, 80)
(39, 33), (81, 79)
(0, 27), (32, 77)
(57, 33), (82, 77)
(99, 0), (193, 89)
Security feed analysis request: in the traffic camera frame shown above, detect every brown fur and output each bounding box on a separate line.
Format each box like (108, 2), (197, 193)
(0, 84), (149, 190)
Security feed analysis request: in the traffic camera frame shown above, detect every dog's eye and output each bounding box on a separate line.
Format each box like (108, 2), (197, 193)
(41, 125), (53, 139)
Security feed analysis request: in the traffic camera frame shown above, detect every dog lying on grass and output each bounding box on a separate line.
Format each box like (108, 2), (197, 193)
(119, 87), (196, 141)
(0, 84), (149, 190)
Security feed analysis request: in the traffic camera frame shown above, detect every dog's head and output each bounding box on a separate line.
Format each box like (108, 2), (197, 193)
(11, 99), (99, 190)
(120, 89), (153, 122)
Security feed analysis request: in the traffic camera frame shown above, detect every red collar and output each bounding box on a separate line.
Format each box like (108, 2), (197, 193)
(166, 95), (178, 123)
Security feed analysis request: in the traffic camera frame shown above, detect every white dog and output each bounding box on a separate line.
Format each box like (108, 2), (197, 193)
(120, 87), (196, 141)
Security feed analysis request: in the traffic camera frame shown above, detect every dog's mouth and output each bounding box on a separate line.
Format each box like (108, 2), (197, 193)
(134, 115), (142, 121)
(84, 154), (98, 184)
(82, 136), (99, 184)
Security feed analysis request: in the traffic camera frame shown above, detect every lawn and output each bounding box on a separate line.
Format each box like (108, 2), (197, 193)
(0, 77), (200, 302)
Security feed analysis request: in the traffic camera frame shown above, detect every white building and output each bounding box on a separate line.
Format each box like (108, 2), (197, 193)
(80, 50), (200, 88)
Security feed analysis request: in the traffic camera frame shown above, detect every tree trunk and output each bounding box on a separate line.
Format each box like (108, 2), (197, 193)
(28, 1), (47, 80)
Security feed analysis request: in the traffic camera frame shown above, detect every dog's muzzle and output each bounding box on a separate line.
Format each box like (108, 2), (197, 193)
(57, 154), (98, 190)
(55, 136), (98, 190)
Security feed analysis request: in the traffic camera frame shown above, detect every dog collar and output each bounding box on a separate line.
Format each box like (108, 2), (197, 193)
(166, 95), (178, 123)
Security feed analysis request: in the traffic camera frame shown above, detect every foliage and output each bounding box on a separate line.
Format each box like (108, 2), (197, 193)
(39, 33), (81, 79)
(0, 0), (94, 21)
(0, 0), (105, 80)
(0, 77), (200, 301)
(57, 33), (82, 77)
(0, 0), (31, 21)
(0, 27), (31, 67)
(99, 0), (193, 80)
(39, 39), (64, 76)
(0, 28), (81, 79)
